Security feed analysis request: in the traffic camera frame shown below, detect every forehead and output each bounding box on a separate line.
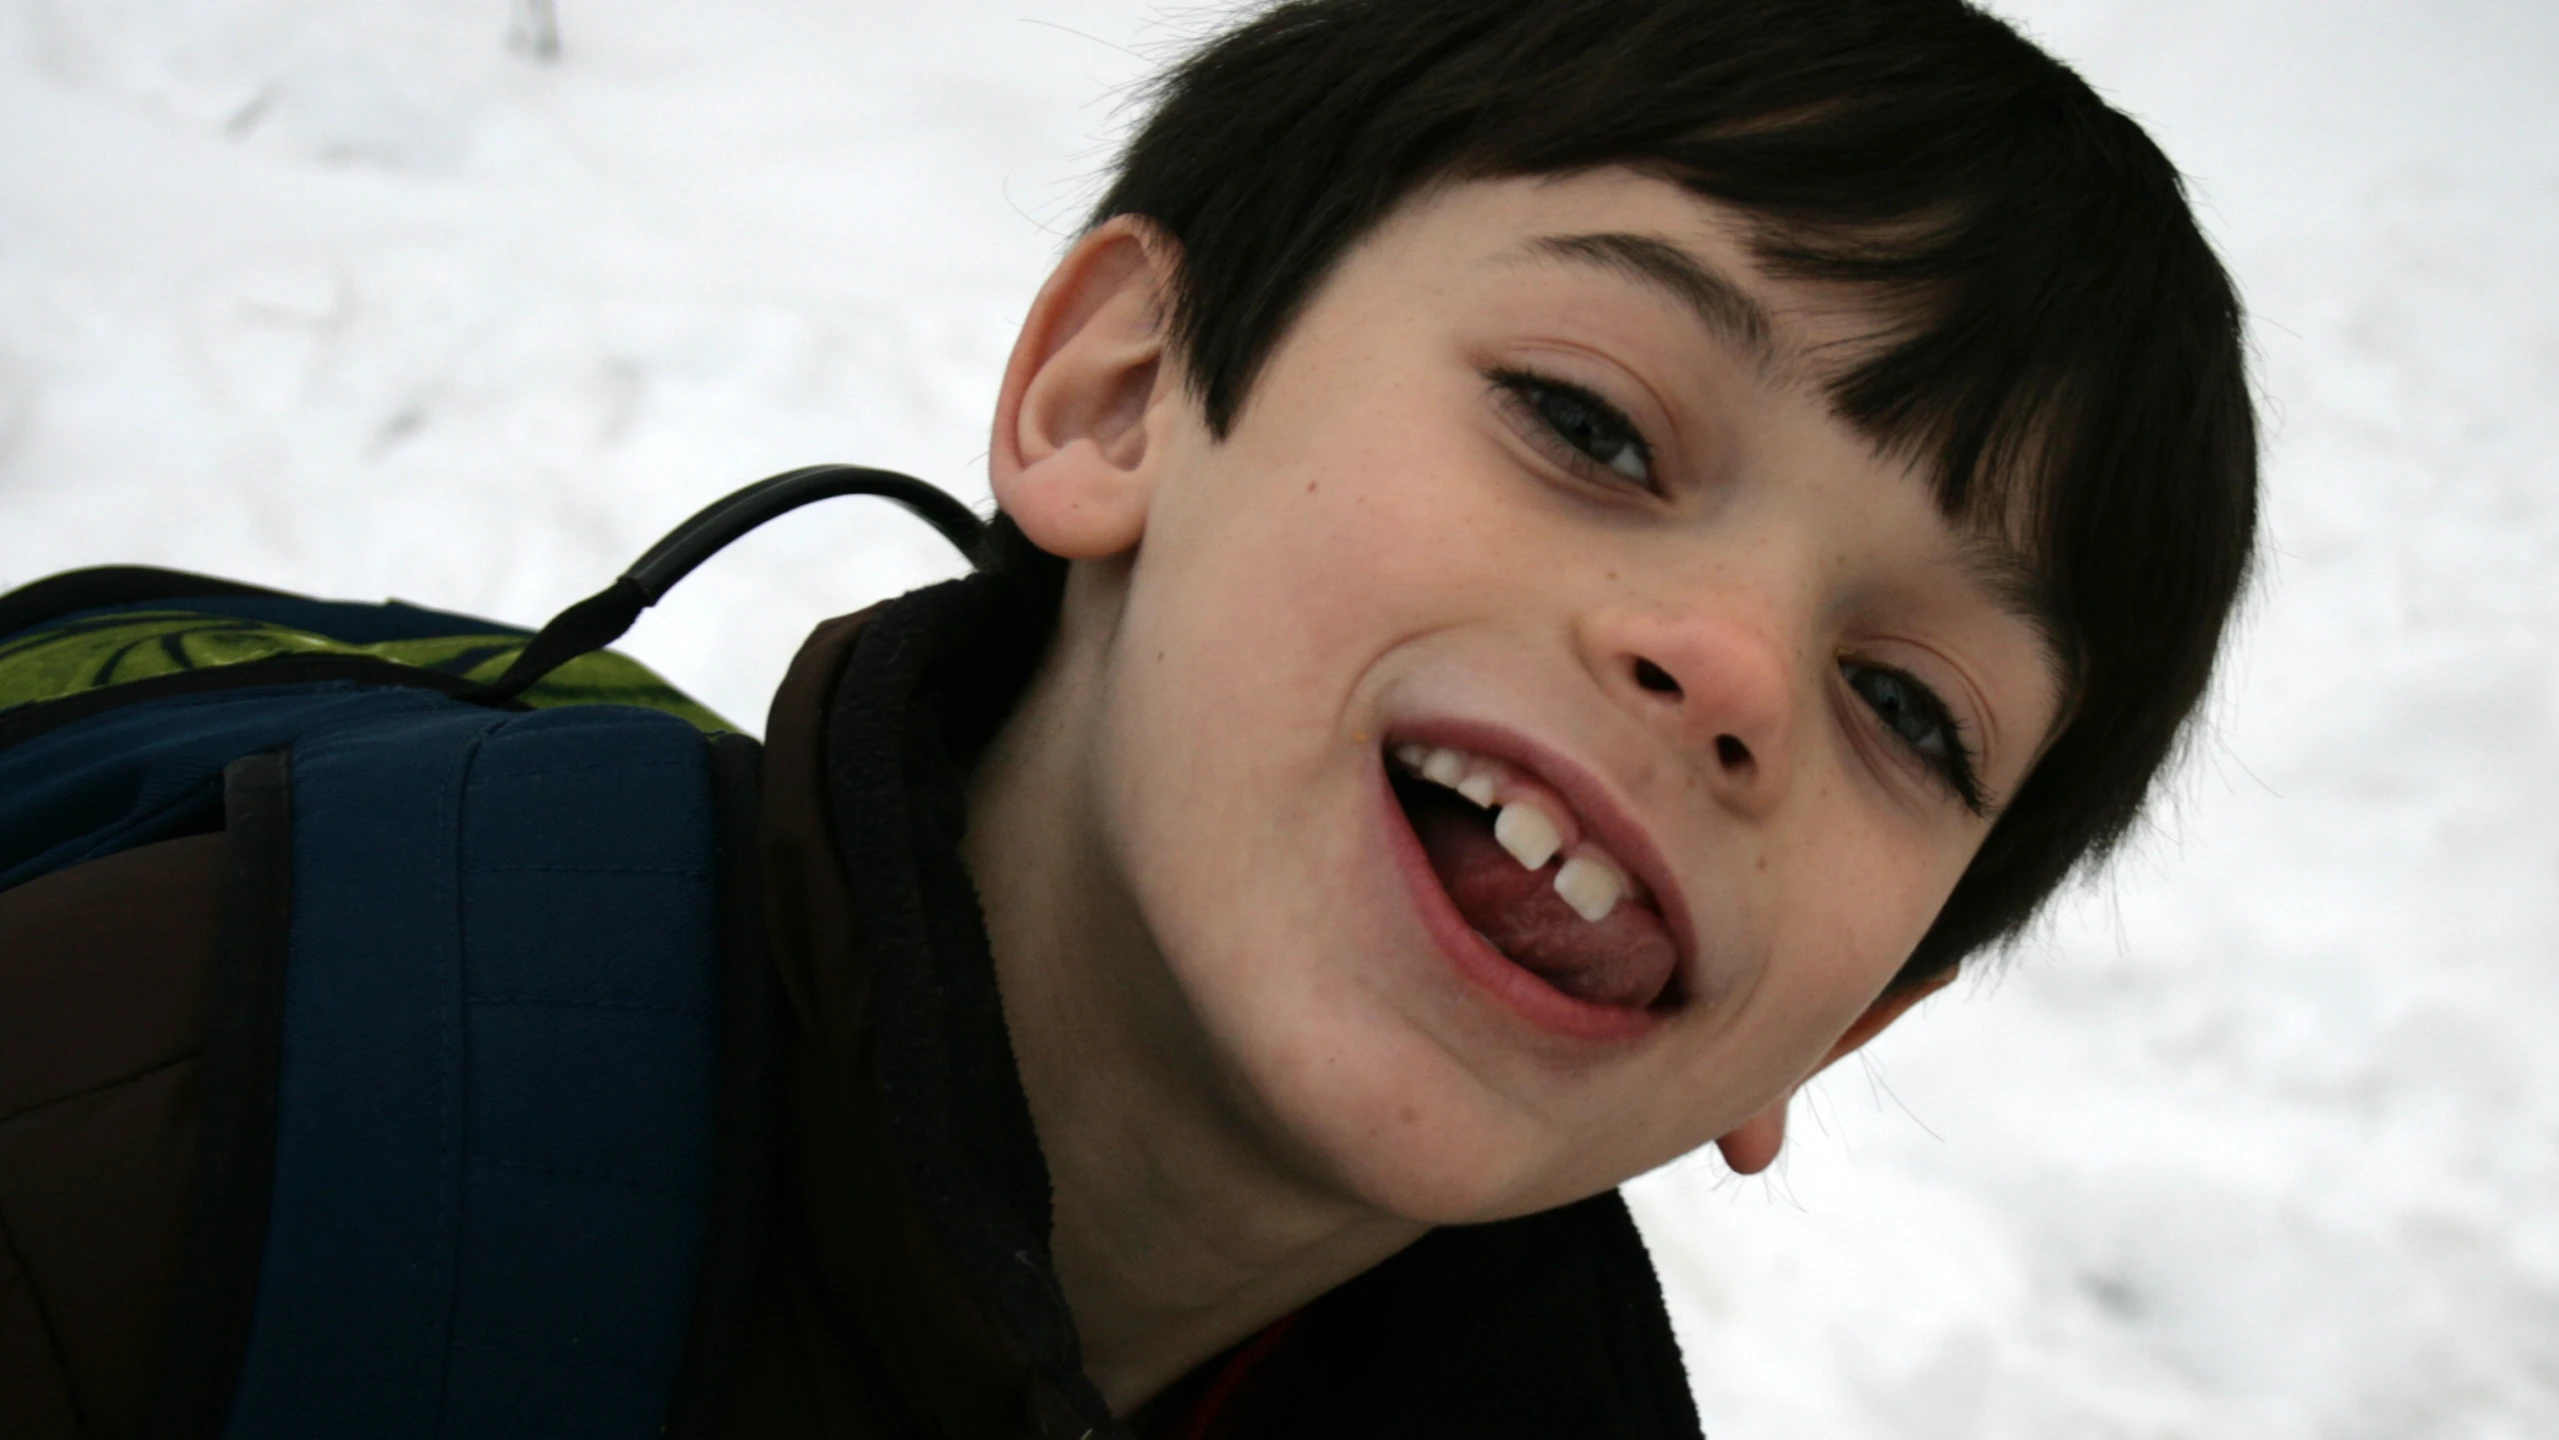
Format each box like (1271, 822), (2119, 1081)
(1329, 170), (2066, 673)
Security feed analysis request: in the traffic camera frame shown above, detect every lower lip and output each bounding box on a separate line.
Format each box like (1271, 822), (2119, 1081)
(1375, 761), (1664, 1045)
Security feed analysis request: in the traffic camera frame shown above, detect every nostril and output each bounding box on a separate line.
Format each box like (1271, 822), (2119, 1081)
(1715, 734), (1751, 770)
(1633, 658), (1682, 698)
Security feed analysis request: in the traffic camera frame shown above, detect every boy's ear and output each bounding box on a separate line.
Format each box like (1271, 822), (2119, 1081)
(988, 215), (1184, 560)
(1711, 968), (1957, 1175)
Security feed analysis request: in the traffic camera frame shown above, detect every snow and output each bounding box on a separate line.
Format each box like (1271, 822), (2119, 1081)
(3, 2), (2552, 1434)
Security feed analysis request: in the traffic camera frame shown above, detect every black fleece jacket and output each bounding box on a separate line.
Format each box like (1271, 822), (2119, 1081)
(727, 573), (1706, 1439)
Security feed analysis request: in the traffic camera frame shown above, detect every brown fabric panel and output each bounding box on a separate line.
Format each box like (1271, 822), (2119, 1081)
(0, 1065), (200, 1438)
(0, 834), (225, 1119)
(2, 1215), (83, 1440)
(0, 833), (227, 1440)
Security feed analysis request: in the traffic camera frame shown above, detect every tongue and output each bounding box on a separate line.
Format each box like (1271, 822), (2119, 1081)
(1403, 783), (1678, 1010)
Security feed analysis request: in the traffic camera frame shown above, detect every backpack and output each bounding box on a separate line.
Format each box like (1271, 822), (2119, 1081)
(0, 466), (981, 1440)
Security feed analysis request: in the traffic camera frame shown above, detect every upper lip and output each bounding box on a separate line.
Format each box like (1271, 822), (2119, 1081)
(1385, 714), (1699, 1008)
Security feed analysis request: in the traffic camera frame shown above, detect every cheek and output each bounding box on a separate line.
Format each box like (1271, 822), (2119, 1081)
(1118, 404), (1535, 724)
(1759, 793), (1967, 1013)
(1076, 462), (1398, 975)
(1155, 337), (1555, 603)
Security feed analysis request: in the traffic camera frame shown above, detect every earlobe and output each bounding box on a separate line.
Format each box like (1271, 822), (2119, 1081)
(1715, 1102), (1787, 1175)
(988, 216), (1183, 561)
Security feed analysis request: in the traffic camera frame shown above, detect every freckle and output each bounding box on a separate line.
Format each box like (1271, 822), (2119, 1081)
(1353, 731), (1370, 744)
(1399, 1104), (1418, 1125)
(1154, 650), (1165, 662)
(1756, 855), (1768, 872)
(1307, 480), (1319, 493)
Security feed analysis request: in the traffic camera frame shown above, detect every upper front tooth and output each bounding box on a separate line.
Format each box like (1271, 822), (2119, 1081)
(1554, 852), (1627, 923)
(1421, 747), (1468, 787)
(1456, 771), (1498, 807)
(1394, 742), (1431, 772)
(1493, 799), (1563, 871)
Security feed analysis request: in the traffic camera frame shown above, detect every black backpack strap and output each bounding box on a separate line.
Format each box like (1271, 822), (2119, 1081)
(141, 752), (296, 1440)
(466, 465), (981, 704)
(662, 731), (782, 1440)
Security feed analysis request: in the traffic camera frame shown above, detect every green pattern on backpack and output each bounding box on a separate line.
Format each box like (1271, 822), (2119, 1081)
(0, 608), (734, 734)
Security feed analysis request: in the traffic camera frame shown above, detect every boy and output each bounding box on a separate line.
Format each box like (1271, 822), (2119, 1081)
(0, 0), (2255, 1435)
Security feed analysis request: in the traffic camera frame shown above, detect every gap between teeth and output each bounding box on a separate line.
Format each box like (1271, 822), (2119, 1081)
(1396, 743), (1626, 922)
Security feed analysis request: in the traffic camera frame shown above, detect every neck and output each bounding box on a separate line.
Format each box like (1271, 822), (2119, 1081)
(961, 572), (1425, 1414)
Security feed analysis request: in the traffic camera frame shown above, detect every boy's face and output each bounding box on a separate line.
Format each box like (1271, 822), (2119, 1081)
(992, 171), (2065, 1223)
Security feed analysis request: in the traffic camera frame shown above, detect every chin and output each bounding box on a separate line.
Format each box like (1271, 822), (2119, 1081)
(1190, 957), (1622, 1226)
(1291, 1078), (1573, 1225)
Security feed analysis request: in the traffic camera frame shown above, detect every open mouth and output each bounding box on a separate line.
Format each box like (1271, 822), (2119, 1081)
(1384, 739), (1685, 1021)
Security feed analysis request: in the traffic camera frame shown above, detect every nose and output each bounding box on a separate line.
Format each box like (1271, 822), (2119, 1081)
(1584, 600), (1796, 816)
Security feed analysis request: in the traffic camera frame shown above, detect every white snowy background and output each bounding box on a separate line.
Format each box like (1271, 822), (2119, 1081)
(2, 1), (2551, 1435)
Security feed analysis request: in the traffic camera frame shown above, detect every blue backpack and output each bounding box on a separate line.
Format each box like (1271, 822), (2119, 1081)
(0, 468), (981, 1440)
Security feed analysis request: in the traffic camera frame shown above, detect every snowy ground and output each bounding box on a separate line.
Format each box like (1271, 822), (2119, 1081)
(4, 2), (2553, 1436)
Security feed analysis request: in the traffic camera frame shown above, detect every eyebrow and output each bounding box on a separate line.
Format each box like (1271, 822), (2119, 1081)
(1957, 529), (2072, 697)
(1514, 231), (1777, 363)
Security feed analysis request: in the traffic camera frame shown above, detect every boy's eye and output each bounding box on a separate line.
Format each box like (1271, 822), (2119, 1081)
(1491, 369), (1656, 488)
(1841, 660), (1985, 813)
